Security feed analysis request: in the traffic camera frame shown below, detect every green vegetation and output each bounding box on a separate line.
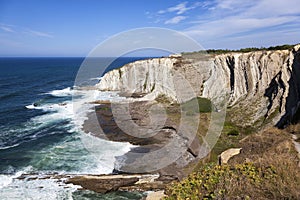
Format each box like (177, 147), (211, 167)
(95, 105), (110, 111)
(227, 129), (239, 136)
(209, 115), (256, 162)
(182, 44), (297, 55)
(182, 97), (212, 114)
(165, 127), (300, 199)
(165, 162), (278, 200)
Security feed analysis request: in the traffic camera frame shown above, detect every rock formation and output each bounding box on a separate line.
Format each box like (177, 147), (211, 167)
(97, 45), (300, 128)
(219, 148), (242, 164)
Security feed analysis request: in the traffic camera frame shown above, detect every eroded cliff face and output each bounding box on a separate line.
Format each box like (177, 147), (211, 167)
(97, 45), (300, 127)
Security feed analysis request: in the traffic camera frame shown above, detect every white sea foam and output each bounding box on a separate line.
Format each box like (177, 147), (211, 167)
(24, 101), (75, 138)
(93, 90), (127, 102)
(71, 89), (135, 174)
(71, 89), (135, 173)
(25, 104), (39, 109)
(0, 87), (136, 198)
(90, 77), (102, 81)
(0, 168), (28, 190)
(0, 143), (20, 150)
(0, 172), (81, 199)
(48, 87), (73, 97)
(25, 88), (93, 130)
(24, 87), (135, 174)
(79, 133), (134, 174)
(0, 174), (18, 190)
(31, 102), (73, 121)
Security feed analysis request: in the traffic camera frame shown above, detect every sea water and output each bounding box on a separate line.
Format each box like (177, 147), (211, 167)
(0, 57), (147, 199)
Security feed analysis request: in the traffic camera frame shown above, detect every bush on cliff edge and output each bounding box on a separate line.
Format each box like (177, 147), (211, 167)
(165, 161), (300, 199)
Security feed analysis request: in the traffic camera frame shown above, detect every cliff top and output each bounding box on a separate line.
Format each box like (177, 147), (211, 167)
(182, 43), (299, 56)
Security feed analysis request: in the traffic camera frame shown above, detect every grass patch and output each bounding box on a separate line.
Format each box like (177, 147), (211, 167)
(210, 135), (238, 163)
(182, 97), (212, 113)
(209, 118), (254, 163)
(95, 105), (110, 111)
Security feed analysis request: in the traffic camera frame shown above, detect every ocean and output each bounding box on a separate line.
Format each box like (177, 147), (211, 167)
(0, 57), (148, 199)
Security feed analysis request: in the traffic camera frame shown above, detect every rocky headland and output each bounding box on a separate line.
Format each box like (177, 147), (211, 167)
(31, 44), (300, 199)
(98, 44), (300, 128)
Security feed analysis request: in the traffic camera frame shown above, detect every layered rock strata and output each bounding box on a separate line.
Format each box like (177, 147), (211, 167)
(98, 45), (300, 127)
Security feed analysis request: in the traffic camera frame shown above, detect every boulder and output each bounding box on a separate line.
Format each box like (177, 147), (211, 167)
(146, 190), (166, 200)
(219, 148), (242, 164)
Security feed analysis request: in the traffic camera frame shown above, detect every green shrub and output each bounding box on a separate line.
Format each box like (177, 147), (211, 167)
(165, 163), (278, 200)
(182, 97), (212, 113)
(182, 44), (296, 55)
(166, 142), (300, 200)
(227, 129), (239, 136)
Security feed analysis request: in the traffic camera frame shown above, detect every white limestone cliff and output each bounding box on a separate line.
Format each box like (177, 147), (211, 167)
(97, 45), (300, 127)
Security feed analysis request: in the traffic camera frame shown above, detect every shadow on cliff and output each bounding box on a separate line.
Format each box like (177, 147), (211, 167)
(272, 47), (300, 128)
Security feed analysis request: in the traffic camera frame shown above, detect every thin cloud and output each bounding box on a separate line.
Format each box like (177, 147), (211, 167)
(214, 0), (258, 10)
(0, 26), (15, 33)
(182, 0), (300, 48)
(0, 23), (15, 33)
(165, 16), (187, 24)
(0, 23), (54, 38)
(27, 29), (54, 38)
(153, 1), (210, 25)
(167, 2), (189, 14)
(185, 16), (299, 37)
(158, 1), (201, 15)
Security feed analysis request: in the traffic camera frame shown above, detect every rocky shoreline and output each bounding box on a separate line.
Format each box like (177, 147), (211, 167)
(22, 45), (298, 199)
(76, 97), (210, 198)
(16, 172), (163, 199)
(85, 100), (197, 176)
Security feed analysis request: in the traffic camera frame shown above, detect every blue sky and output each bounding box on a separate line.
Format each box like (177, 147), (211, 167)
(0, 0), (299, 56)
